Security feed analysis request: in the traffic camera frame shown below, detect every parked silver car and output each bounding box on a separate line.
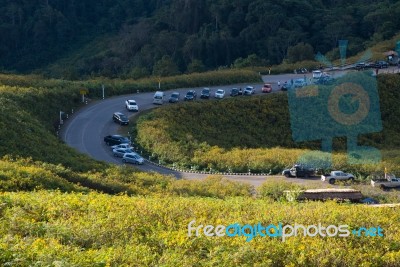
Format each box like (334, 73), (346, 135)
(244, 86), (255, 95)
(122, 153), (144, 164)
(113, 148), (134, 157)
(111, 143), (133, 150)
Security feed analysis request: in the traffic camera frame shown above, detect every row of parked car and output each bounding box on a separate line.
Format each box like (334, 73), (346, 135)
(107, 97), (144, 165)
(103, 135), (144, 165)
(279, 76), (335, 91)
(355, 60), (389, 70)
(168, 86), (259, 103)
(282, 164), (355, 184)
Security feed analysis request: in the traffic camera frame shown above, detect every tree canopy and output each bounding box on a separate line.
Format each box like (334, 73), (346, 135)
(0, 0), (400, 77)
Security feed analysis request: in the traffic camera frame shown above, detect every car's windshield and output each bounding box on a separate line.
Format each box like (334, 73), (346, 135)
(128, 101), (136, 104)
(171, 93), (179, 97)
(120, 115), (128, 120)
(187, 92), (193, 96)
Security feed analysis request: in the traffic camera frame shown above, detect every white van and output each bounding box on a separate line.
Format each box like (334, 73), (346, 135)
(153, 91), (164, 105)
(312, 70), (322, 79)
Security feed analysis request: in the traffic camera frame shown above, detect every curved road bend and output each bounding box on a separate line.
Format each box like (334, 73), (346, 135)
(61, 70), (366, 186)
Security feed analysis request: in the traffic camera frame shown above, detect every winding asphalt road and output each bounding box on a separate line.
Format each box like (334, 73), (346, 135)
(61, 68), (394, 186)
(61, 81), (275, 185)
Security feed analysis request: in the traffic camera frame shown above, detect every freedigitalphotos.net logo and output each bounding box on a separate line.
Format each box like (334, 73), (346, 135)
(288, 41), (382, 167)
(188, 220), (383, 242)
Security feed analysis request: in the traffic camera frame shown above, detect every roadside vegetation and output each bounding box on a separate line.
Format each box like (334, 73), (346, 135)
(0, 157), (252, 198)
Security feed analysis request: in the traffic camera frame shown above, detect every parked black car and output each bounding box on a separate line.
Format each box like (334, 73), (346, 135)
(373, 60), (389, 69)
(112, 112), (129, 125)
(282, 164), (315, 178)
(294, 68), (308, 74)
(355, 62), (367, 70)
(230, 88), (239, 96)
(184, 90), (197, 101)
(104, 135), (130, 146)
(281, 82), (291, 91)
(200, 88), (210, 99)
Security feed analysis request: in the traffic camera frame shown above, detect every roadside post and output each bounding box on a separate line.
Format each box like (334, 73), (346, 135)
(80, 88), (88, 103)
(59, 111), (64, 125)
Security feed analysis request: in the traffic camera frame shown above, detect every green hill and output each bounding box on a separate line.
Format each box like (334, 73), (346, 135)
(1, 0), (400, 78)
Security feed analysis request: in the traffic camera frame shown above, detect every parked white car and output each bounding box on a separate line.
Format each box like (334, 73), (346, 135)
(244, 86), (255, 95)
(125, 99), (139, 111)
(214, 89), (225, 99)
(321, 171), (355, 184)
(122, 153), (144, 164)
(371, 174), (400, 189)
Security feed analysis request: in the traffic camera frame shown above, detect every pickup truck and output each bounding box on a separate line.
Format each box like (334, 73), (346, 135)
(321, 171), (354, 184)
(371, 174), (400, 189)
(282, 165), (315, 178)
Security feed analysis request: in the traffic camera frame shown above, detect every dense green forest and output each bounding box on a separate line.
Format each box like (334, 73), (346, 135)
(1, 0), (400, 77)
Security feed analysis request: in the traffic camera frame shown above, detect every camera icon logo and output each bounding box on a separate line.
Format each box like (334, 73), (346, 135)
(288, 45), (382, 167)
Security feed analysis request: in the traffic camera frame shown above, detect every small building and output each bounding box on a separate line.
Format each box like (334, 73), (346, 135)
(383, 50), (399, 65)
